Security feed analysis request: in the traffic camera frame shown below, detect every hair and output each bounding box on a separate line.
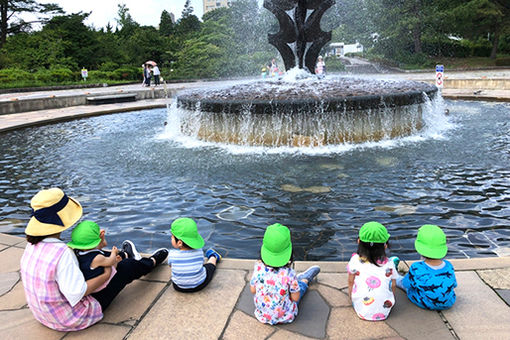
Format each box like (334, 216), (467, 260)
(26, 235), (47, 245)
(259, 250), (294, 270)
(173, 235), (191, 249)
(357, 240), (389, 266)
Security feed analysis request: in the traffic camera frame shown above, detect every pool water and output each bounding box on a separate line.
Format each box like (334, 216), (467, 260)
(0, 100), (509, 261)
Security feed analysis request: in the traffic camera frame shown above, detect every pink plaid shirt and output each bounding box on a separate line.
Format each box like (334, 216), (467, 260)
(20, 241), (103, 331)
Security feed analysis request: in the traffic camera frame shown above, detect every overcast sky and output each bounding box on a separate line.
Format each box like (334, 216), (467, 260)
(38, 0), (204, 29)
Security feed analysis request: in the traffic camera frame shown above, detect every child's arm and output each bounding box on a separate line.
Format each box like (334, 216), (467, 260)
(250, 285), (256, 294)
(84, 266), (112, 296)
(91, 246), (120, 268)
(290, 290), (300, 302)
(391, 278), (397, 296)
(348, 273), (355, 298)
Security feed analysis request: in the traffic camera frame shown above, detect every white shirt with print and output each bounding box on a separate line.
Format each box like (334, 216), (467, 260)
(347, 253), (398, 321)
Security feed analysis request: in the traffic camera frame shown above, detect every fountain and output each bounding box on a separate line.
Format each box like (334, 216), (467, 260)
(174, 0), (438, 147)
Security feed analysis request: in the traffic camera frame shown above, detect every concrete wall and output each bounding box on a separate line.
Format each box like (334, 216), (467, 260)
(0, 88), (176, 115)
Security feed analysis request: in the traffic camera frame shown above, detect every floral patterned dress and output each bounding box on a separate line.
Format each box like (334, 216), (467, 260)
(250, 261), (300, 324)
(347, 254), (398, 321)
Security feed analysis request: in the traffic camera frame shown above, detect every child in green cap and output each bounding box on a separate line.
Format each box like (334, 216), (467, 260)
(250, 223), (320, 324)
(167, 217), (222, 292)
(347, 221), (399, 321)
(396, 224), (457, 310)
(68, 220), (169, 296)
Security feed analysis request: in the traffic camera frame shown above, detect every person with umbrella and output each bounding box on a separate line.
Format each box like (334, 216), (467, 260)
(144, 62), (152, 87)
(151, 63), (161, 86)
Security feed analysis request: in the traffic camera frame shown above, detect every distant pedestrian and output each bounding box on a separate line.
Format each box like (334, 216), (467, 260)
(153, 65), (161, 86)
(144, 64), (152, 87)
(316, 56), (325, 78)
(141, 64), (146, 86)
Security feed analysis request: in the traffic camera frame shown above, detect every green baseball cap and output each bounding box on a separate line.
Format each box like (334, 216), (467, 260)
(359, 221), (390, 243)
(171, 218), (205, 249)
(67, 220), (102, 250)
(261, 223), (292, 267)
(415, 224), (447, 259)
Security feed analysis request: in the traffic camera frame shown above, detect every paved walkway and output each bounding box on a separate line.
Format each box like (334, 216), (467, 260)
(1, 233), (510, 339)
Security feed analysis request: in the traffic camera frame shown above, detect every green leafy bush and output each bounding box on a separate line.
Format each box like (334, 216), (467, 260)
(325, 57), (345, 71)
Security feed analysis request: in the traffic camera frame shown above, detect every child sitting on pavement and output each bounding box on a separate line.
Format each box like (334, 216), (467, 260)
(396, 224), (457, 310)
(67, 220), (168, 294)
(250, 223), (320, 325)
(168, 217), (222, 292)
(347, 221), (399, 321)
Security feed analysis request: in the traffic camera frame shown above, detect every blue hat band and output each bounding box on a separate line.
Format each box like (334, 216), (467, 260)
(31, 194), (69, 226)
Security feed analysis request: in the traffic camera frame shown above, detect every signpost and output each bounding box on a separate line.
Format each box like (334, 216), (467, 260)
(435, 65), (444, 88)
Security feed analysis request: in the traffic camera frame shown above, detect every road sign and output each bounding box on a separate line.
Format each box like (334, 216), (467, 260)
(435, 65), (444, 88)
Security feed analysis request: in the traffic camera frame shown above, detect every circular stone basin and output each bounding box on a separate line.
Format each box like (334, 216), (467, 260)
(176, 77), (438, 146)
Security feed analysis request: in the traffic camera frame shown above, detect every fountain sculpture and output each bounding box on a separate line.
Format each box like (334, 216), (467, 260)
(174, 0), (438, 147)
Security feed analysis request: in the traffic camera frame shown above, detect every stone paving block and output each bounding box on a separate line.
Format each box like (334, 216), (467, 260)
(385, 289), (453, 340)
(449, 257), (510, 271)
(317, 272), (348, 290)
(269, 329), (316, 339)
(64, 323), (130, 339)
(139, 263), (171, 282)
(0, 271), (19, 296)
(102, 280), (166, 324)
(222, 310), (274, 340)
(221, 258), (256, 271)
(442, 271), (510, 339)
(316, 283), (351, 307)
(14, 240), (27, 249)
(295, 261), (347, 273)
(234, 283), (330, 338)
(129, 269), (245, 339)
(279, 290), (329, 339)
(0, 308), (62, 340)
(0, 247), (24, 273)
(0, 233), (24, 246)
(327, 307), (399, 340)
(0, 280), (27, 310)
(0, 245), (8, 252)
(237, 283), (255, 316)
(477, 267), (510, 289)
(495, 289), (510, 306)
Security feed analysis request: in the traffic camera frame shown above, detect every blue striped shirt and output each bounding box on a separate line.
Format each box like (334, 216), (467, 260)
(167, 248), (206, 289)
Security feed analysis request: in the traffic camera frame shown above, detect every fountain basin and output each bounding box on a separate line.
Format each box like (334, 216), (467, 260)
(176, 77), (438, 146)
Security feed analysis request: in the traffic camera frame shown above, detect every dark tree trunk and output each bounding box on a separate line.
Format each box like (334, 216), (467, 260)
(413, 27), (422, 54)
(490, 27), (499, 59)
(0, 0), (7, 48)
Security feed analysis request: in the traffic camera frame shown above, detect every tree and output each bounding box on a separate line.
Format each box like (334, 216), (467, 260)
(43, 12), (101, 68)
(159, 10), (174, 36)
(0, 0), (63, 48)
(174, 0), (200, 39)
(115, 3), (138, 39)
(445, 0), (510, 59)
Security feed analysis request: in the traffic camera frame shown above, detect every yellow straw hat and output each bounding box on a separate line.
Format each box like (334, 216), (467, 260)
(25, 188), (83, 236)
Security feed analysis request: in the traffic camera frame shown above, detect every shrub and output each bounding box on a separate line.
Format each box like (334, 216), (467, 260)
(111, 67), (139, 80)
(0, 68), (32, 82)
(98, 61), (120, 71)
(87, 70), (110, 81)
(495, 57), (510, 66)
(48, 68), (75, 82)
(325, 57), (345, 71)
